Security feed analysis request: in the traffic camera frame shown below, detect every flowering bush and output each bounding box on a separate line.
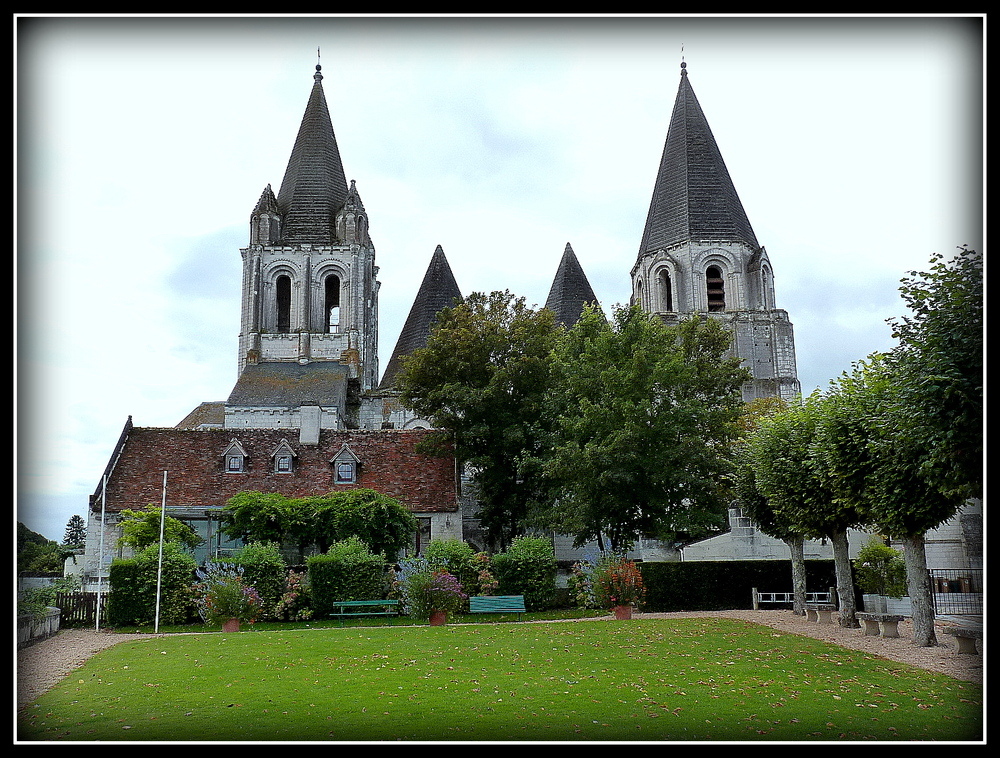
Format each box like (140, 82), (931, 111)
(194, 563), (266, 626)
(393, 558), (468, 621)
(273, 569), (313, 621)
(592, 554), (645, 610)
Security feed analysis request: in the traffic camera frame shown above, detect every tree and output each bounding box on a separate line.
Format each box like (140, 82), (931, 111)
(17, 522), (67, 574)
(539, 305), (750, 551)
(62, 514), (87, 550)
(747, 395), (864, 628)
(886, 246), (982, 502)
(116, 506), (203, 552)
(395, 290), (561, 548)
(733, 398), (811, 616)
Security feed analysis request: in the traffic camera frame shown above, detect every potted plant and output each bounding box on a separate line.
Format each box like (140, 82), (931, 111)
(853, 536), (909, 615)
(395, 559), (468, 625)
(194, 563), (266, 632)
(592, 554), (645, 619)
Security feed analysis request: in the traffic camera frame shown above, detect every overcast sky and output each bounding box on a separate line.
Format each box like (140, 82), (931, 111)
(16, 14), (983, 542)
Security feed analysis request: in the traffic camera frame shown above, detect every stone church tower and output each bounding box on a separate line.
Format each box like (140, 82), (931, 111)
(226, 63), (381, 432)
(631, 61), (800, 402)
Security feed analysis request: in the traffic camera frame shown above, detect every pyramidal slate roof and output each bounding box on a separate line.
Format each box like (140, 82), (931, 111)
(637, 61), (759, 260)
(379, 245), (462, 388)
(544, 242), (600, 327)
(275, 64), (350, 245)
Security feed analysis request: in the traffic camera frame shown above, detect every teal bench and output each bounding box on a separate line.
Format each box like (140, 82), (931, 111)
(330, 599), (399, 620)
(469, 595), (526, 618)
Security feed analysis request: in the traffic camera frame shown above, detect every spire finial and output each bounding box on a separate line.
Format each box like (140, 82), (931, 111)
(314, 47), (323, 82)
(680, 43), (687, 76)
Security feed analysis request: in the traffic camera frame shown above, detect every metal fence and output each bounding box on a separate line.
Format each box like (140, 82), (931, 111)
(930, 568), (983, 615)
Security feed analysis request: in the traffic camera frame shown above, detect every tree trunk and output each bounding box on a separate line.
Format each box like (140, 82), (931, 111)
(901, 533), (937, 647)
(786, 535), (807, 616)
(830, 529), (858, 628)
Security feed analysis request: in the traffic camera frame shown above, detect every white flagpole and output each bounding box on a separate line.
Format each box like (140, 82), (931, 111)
(154, 471), (167, 633)
(95, 474), (107, 632)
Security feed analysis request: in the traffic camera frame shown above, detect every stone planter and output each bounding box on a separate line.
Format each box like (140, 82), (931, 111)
(612, 605), (633, 620)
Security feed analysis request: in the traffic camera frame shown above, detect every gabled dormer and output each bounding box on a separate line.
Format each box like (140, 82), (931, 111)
(330, 443), (360, 485)
(222, 439), (249, 473)
(270, 438), (297, 474)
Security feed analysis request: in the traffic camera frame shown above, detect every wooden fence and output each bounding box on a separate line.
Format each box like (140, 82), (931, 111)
(55, 592), (106, 626)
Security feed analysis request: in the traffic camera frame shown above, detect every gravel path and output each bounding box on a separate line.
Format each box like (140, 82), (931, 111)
(16, 610), (982, 710)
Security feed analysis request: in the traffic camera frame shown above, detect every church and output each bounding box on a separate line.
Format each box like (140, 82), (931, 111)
(82, 58), (805, 579)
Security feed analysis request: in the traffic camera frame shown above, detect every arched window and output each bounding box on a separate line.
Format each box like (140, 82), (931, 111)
(706, 266), (725, 312)
(276, 275), (291, 333)
(658, 270), (674, 312)
(325, 274), (341, 332)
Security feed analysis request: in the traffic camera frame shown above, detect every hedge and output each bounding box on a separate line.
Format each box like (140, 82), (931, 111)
(638, 560), (838, 612)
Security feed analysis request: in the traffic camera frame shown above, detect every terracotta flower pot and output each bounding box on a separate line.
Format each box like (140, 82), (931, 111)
(429, 610), (448, 626)
(612, 605), (632, 620)
(222, 618), (241, 632)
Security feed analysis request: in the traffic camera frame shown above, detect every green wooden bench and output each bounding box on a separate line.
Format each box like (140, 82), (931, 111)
(329, 599), (400, 621)
(469, 595), (526, 618)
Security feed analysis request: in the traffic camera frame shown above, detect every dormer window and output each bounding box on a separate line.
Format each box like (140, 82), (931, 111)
(271, 439), (297, 474)
(331, 444), (360, 485)
(222, 439), (249, 473)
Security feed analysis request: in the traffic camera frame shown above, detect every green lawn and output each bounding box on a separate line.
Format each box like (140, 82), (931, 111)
(18, 618), (982, 742)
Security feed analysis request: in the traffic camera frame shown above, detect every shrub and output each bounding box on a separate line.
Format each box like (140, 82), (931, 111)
(853, 536), (907, 598)
(274, 569), (313, 621)
(393, 558), (468, 621)
(194, 563), (266, 626)
(591, 553), (645, 609)
(307, 537), (389, 616)
(423, 539), (483, 598)
(18, 576), (80, 621)
(225, 542), (287, 619)
(490, 536), (557, 611)
(105, 542), (198, 627)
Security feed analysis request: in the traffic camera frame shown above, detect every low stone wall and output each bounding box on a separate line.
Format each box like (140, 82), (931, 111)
(17, 607), (61, 649)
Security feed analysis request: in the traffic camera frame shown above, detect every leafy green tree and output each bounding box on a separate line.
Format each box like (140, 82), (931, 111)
(62, 514), (87, 549)
(17, 522), (67, 574)
(116, 506), (203, 552)
(539, 305), (749, 551)
(396, 290), (561, 548)
(747, 395), (864, 628)
(886, 246), (982, 502)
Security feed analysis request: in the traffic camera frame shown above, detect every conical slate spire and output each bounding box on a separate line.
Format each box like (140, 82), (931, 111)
(379, 245), (462, 389)
(275, 64), (350, 244)
(544, 242), (600, 327)
(637, 61), (759, 259)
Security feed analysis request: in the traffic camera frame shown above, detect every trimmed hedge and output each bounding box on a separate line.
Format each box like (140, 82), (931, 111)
(307, 537), (389, 616)
(639, 560), (837, 612)
(105, 543), (198, 627)
(491, 536), (558, 611)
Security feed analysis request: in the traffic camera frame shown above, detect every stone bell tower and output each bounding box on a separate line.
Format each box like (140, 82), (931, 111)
(631, 61), (800, 402)
(226, 62), (381, 432)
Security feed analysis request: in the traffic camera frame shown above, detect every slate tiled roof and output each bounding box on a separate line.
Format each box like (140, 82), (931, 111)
(275, 65), (350, 245)
(226, 362), (350, 408)
(544, 242), (601, 327)
(379, 245), (462, 388)
(638, 62), (759, 258)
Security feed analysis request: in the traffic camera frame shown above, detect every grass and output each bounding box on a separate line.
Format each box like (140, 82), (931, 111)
(18, 617), (982, 742)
